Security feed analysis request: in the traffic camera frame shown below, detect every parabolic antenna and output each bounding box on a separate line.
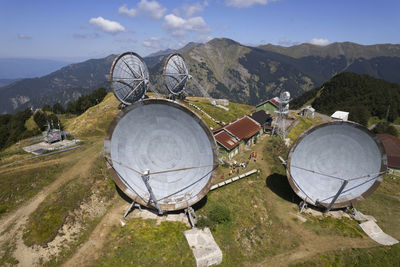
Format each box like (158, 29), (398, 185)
(110, 52), (149, 105)
(104, 99), (218, 212)
(163, 53), (191, 95)
(287, 121), (387, 210)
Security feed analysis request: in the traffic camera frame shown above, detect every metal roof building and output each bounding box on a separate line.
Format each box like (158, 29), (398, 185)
(224, 116), (261, 140)
(214, 130), (240, 151)
(376, 133), (400, 170)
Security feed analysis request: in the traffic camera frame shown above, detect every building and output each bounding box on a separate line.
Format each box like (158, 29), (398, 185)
(331, 111), (349, 121)
(224, 116), (262, 147)
(250, 110), (273, 133)
(376, 133), (400, 175)
(255, 97), (280, 114)
(214, 130), (239, 159)
(299, 106), (315, 118)
(214, 99), (229, 106)
(213, 116), (262, 159)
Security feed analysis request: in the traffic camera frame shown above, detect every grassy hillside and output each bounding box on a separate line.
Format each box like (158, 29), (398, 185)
(1, 94), (399, 266)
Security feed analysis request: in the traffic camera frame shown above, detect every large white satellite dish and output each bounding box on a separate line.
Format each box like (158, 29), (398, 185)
(110, 52), (149, 105)
(163, 53), (191, 95)
(104, 99), (218, 214)
(286, 121), (387, 210)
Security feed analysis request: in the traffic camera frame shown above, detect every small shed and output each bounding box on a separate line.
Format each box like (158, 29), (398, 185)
(250, 110), (273, 132)
(331, 111), (349, 121)
(299, 106), (315, 118)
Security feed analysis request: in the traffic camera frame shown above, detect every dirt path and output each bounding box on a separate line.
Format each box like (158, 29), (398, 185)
(63, 199), (126, 267)
(0, 143), (100, 266)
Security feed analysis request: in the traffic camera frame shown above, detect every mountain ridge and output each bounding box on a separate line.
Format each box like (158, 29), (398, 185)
(2, 38), (400, 114)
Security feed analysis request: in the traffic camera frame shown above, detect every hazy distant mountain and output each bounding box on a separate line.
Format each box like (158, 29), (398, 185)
(146, 49), (176, 57)
(0, 58), (71, 79)
(1, 38), (400, 114)
(0, 56), (115, 113)
(0, 78), (21, 87)
(258, 42), (400, 59)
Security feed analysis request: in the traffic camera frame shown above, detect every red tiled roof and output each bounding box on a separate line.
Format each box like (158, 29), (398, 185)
(376, 134), (400, 169)
(224, 116), (261, 140)
(269, 98), (280, 108)
(214, 130), (239, 151)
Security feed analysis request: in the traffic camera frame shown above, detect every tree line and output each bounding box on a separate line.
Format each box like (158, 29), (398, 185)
(0, 87), (108, 151)
(292, 72), (400, 127)
(0, 108), (37, 151)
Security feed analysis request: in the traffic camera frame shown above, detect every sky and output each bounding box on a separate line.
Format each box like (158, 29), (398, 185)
(1, 0), (399, 61)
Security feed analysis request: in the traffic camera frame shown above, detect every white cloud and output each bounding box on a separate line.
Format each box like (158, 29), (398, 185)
(118, 4), (137, 17)
(119, 0), (166, 20)
(197, 35), (213, 43)
(163, 14), (210, 36)
(225, 0), (277, 8)
(18, 34), (32, 40)
(89, 17), (125, 34)
(308, 38), (330, 46)
(142, 36), (168, 49)
(73, 33), (100, 39)
(115, 37), (137, 43)
(182, 2), (204, 18)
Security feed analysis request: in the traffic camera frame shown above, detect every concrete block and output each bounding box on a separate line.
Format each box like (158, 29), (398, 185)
(359, 220), (399, 246)
(184, 227), (223, 267)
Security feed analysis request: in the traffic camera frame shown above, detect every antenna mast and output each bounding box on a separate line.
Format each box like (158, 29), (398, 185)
(272, 91), (291, 138)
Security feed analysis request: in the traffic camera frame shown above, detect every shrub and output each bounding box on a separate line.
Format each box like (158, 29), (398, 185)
(197, 204), (232, 230)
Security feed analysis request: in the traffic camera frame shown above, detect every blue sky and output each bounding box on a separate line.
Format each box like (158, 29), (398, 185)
(1, 0), (399, 61)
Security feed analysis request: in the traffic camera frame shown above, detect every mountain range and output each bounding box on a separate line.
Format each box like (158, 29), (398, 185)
(0, 58), (71, 79)
(1, 38), (400, 114)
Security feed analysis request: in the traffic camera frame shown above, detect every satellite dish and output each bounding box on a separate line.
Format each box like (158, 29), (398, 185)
(163, 53), (191, 95)
(280, 91), (290, 102)
(286, 121), (387, 210)
(104, 99), (218, 213)
(110, 52), (149, 105)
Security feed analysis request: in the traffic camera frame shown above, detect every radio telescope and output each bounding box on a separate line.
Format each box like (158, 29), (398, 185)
(286, 121), (387, 211)
(110, 52), (149, 105)
(162, 53), (191, 95)
(104, 99), (218, 215)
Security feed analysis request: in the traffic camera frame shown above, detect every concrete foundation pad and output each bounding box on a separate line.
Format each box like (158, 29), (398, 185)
(359, 220), (399, 246)
(128, 208), (190, 226)
(23, 140), (80, 154)
(184, 227), (222, 267)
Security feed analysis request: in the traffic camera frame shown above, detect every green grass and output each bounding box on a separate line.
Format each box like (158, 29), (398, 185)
(23, 156), (115, 247)
(355, 192), (400, 240)
(0, 237), (19, 266)
(377, 174), (400, 197)
(287, 115), (320, 143)
(293, 243), (400, 267)
(94, 219), (195, 267)
(198, 173), (300, 266)
(190, 100), (254, 125)
(367, 116), (386, 128)
(0, 162), (68, 216)
(302, 215), (364, 238)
